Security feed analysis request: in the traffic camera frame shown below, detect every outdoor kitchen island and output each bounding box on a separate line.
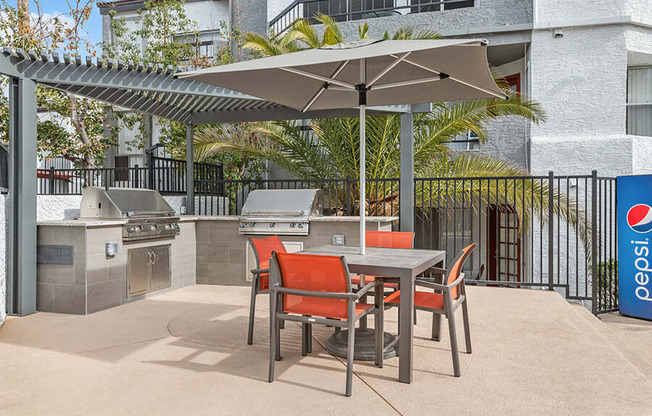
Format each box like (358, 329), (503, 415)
(36, 215), (397, 314)
(191, 215), (397, 286)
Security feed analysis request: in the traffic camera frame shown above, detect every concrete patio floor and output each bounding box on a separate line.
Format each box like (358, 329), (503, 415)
(1, 285), (651, 416)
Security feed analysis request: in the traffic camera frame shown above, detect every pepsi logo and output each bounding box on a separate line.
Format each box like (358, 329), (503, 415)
(627, 204), (652, 233)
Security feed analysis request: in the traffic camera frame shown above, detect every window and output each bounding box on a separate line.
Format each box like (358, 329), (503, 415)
(505, 73), (521, 94)
(627, 67), (652, 137)
(115, 155), (129, 182)
(174, 29), (222, 61)
(411, 0), (474, 13)
(446, 131), (480, 151)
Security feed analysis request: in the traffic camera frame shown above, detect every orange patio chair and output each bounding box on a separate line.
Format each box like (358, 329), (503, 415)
(351, 230), (415, 290)
(384, 243), (475, 377)
(247, 235), (287, 345)
(268, 252), (383, 397)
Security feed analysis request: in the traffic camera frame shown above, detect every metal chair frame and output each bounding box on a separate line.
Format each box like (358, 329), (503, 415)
(385, 244), (475, 377)
(268, 252), (384, 397)
(247, 236), (285, 345)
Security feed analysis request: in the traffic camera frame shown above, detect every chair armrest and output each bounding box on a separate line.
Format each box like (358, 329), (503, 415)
(270, 286), (358, 300)
(354, 280), (380, 299)
(251, 268), (269, 275)
(416, 273), (466, 292)
(425, 267), (447, 275)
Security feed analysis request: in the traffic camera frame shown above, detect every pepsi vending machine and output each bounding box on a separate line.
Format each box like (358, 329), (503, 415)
(617, 174), (652, 320)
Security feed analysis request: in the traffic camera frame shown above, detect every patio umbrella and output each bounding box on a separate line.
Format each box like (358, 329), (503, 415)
(178, 38), (506, 254)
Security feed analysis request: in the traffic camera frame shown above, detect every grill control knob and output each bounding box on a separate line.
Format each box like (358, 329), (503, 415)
(298, 222), (304, 228)
(290, 223), (295, 228)
(270, 222), (276, 228)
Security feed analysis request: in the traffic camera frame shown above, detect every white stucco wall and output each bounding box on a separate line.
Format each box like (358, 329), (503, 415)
(530, 135), (637, 176)
(528, 24), (637, 176)
(530, 26), (628, 140)
(0, 194), (6, 326)
(536, 0), (626, 22)
(37, 196), (84, 221)
(35, 195), (230, 221)
(184, 0), (231, 32)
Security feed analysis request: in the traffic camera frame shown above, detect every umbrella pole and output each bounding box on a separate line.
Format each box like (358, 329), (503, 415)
(359, 59), (366, 255)
(359, 101), (366, 255)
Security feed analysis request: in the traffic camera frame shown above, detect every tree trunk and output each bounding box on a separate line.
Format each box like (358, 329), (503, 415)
(17, 0), (29, 30)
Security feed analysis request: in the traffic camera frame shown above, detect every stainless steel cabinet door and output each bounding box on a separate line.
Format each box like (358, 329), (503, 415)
(128, 247), (151, 296)
(150, 245), (171, 291)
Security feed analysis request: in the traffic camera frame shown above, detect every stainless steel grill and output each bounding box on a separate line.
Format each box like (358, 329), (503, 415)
(239, 189), (322, 235)
(80, 187), (180, 241)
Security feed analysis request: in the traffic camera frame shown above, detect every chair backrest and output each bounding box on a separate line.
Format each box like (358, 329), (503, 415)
(248, 235), (287, 269)
(274, 252), (351, 317)
(365, 230), (415, 249)
(447, 243), (476, 299)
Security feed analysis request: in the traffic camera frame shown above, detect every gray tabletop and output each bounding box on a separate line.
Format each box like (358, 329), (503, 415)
(300, 245), (446, 277)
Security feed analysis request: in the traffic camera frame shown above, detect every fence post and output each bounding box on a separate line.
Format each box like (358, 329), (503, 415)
(591, 170), (599, 314)
(49, 167), (55, 194)
(147, 152), (154, 190)
(548, 171), (554, 291)
(345, 177), (352, 216)
(134, 164), (139, 188)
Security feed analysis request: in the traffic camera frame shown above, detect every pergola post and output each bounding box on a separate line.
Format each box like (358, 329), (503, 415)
(399, 111), (414, 232)
(6, 77), (37, 315)
(186, 123), (194, 215)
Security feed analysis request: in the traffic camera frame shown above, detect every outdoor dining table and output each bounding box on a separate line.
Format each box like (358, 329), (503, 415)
(299, 244), (446, 384)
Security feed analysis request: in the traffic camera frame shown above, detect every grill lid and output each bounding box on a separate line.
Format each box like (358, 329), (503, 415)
(241, 189), (322, 217)
(80, 187), (176, 219)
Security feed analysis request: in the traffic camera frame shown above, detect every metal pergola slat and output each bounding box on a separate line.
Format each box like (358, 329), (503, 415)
(0, 47), (413, 318)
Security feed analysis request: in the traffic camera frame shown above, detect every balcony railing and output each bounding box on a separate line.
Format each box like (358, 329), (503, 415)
(270, 0), (474, 35)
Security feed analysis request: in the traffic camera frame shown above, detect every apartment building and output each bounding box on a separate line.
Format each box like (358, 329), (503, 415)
(100, 0), (652, 177)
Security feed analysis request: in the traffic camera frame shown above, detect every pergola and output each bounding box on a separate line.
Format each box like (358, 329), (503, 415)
(1, 48), (423, 316)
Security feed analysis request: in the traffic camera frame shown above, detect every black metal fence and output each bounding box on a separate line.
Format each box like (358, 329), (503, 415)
(36, 156), (223, 196)
(34, 167), (618, 313)
(196, 177), (400, 216)
(195, 171), (618, 314)
(270, 0), (474, 34)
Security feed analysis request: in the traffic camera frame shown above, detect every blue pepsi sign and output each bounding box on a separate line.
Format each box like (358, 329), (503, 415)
(617, 175), (652, 320)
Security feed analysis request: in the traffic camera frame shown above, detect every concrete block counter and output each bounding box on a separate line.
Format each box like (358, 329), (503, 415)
(35, 216), (397, 314)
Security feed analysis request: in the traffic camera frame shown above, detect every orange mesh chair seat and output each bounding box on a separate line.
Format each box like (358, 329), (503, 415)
(350, 275), (399, 289)
(385, 243), (475, 377)
(284, 298), (373, 320)
(384, 290), (445, 310)
(247, 236), (287, 345)
(269, 252), (384, 397)
(353, 230), (415, 292)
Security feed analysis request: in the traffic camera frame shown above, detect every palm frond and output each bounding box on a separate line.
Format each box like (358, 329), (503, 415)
(316, 13), (344, 45)
(287, 19), (321, 49)
(358, 22), (370, 39)
(242, 32), (289, 56)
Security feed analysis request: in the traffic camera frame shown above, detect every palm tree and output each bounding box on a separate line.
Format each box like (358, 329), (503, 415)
(192, 16), (590, 258)
(243, 13), (442, 55)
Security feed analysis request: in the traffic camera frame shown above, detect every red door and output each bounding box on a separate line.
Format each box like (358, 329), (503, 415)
(487, 204), (521, 283)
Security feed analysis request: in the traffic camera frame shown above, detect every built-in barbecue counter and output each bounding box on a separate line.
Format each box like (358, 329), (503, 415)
(37, 212), (396, 314)
(188, 215), (396, 286)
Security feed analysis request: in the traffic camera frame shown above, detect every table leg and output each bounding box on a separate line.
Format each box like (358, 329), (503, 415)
(360, 274), (367, 331)
(398, 270), (414, 383)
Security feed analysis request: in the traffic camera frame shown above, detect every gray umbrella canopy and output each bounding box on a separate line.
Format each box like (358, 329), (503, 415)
(178, 39), (506, 254)
(178, 39), (506, 111)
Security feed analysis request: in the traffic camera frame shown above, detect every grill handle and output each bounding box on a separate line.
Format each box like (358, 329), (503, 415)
(242, 211), (303, 216)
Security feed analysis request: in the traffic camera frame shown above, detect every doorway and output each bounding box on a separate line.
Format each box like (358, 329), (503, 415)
(487, 204), (521, 282)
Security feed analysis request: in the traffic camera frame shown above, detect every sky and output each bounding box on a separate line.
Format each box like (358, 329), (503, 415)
(8, 0), (104, 47)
